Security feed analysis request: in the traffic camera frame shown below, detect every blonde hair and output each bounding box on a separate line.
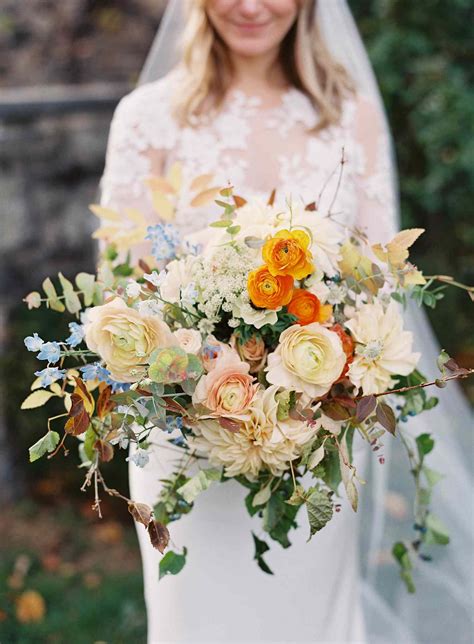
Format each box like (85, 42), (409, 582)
(174, 0), (353, 131)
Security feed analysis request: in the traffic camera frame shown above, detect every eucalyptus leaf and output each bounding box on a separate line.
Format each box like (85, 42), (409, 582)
(177, 468), (221, 504)
(59, 272), (82, 314)
(42, 277), (65, 313)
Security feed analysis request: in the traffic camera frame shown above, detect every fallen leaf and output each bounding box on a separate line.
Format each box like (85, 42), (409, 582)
(16, 590), (46, 623)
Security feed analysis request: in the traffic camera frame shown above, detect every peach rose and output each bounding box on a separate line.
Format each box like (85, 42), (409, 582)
(247, 266), (294, 309)
(173, 328), (202, 355)
(262, 229), (314, 279)
(287, 289), (333, 325)
(192, 357), (258, 419)
(201, 335), (241, 372)
(84, 297), (175, 382)
(231, 333), (267, 374)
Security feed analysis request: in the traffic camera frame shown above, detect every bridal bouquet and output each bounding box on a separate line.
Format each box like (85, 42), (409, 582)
(22, 172), (472, 589)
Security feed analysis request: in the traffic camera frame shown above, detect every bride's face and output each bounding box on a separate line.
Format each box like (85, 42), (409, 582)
(206, 0), (299, 58)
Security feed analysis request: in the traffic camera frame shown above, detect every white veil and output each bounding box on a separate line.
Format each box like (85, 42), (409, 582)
(135, 1), (473, 642)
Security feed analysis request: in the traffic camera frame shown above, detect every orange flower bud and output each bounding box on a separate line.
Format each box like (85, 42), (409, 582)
(287, 289), (333, 325)
(262, 229), (314, 280)
(248, 266), (294, 310)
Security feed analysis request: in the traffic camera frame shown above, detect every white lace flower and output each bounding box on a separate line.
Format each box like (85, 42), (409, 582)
(345, 300), (420, 395)
(189, 385), (317, 480)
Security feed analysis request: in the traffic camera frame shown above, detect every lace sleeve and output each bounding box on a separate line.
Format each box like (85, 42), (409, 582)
(353, 95), (399, 244)
(98, 78), (179, 256)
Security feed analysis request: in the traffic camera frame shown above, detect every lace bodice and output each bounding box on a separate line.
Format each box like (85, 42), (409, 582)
(100, 72), (397, 244)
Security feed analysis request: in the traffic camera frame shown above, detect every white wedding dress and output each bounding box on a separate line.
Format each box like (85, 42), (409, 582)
(99, 72), (399, 644)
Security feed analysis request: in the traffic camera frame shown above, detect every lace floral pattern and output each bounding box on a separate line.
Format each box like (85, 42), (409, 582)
(101, 72), (397, 239)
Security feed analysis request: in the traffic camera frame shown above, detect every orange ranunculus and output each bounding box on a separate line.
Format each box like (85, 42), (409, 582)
(248, 266), (294, 310)
(262, 229), (314, 280)
(331, 323), (355, 379)
(287, 289), (333, 325)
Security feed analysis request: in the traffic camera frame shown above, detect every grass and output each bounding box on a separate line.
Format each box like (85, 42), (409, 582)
(0, 501), (147, 644)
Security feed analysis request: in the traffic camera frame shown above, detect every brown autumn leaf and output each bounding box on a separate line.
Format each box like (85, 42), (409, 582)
(356, 395), (377, 422)
(190, 186), (222, 207)
(97, 384), (115, 420)
(147, 520), (170, 554)
(138, 259), (152, 274)
(267, 188), (276, 206)
(305, 201), (317, 211)
(93, 439), (114, 462)
(190, 173), (214, 192)
(233, 195), (247, 208)
(64, 378), (94, 436)
(128, 501), (153, 527)
(321, 401), (352, 421)
(219, 416), (243, 433)
(16, 590), (46, 624)
(144, 176), (175, 194)
(376, 402), (396, 435)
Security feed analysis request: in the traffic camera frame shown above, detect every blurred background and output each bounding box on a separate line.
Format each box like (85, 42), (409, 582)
(0, 0), (472, 641)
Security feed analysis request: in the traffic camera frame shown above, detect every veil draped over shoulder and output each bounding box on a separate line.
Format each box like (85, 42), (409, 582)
(122, 1), (473, 641)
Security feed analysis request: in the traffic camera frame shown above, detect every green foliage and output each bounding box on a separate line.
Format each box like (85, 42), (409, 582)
(351, 0), (474, 391)
(159, 549), (187, 580)
(252, 533), (274, 575)
(28, 431), (60, 462)
(305, 487), (334, 539)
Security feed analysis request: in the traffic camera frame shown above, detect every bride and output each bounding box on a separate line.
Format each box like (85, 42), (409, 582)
(99, 1), (473, 642)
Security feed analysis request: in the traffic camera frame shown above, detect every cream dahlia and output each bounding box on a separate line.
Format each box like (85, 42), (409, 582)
(345, 300), (420, 395)
(189, 385), (317, 480)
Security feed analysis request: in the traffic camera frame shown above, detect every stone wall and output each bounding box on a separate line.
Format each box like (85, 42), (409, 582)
(0, 104), (118, 501)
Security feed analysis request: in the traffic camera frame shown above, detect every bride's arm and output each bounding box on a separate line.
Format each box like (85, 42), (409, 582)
(98, 83), (175, 259)
(353, 94), (399, 244)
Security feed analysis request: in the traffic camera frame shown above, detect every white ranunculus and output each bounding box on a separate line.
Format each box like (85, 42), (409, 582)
(160, 255), (197, 303)
(173, 328), (202, 355)
(266, 323), (346, 398)
(345, 300), (420, 395)
(84, 297), (175, 382)
(231, 294), (279, 330)
(304, 270), (330, 302)
(189, 385), (317, 480)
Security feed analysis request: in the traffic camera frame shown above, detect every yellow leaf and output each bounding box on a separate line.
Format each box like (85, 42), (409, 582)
(49, 383), (62, 395)
(124, 208), (147, 226)
(403, 266), (427, 286)
(89, 204), (122, 222)
(144, 176), (175, 194)
(167, 162), (182, 192)
(373, 228), (425, 268)
(392, 228), (425, 249)
(92, 227), (120, 240)
(190, 187), (222, 208)
(339, 241), (361, 277)
(190, 173), (214, 192)
(151, 191), (175, 221)
(64, 393), (72, 412)
(21, 390), (55, 410)
(31, 377), (43, 391)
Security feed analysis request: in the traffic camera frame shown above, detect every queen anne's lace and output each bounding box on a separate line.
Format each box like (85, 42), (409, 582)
(100, 71), (397, 242)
